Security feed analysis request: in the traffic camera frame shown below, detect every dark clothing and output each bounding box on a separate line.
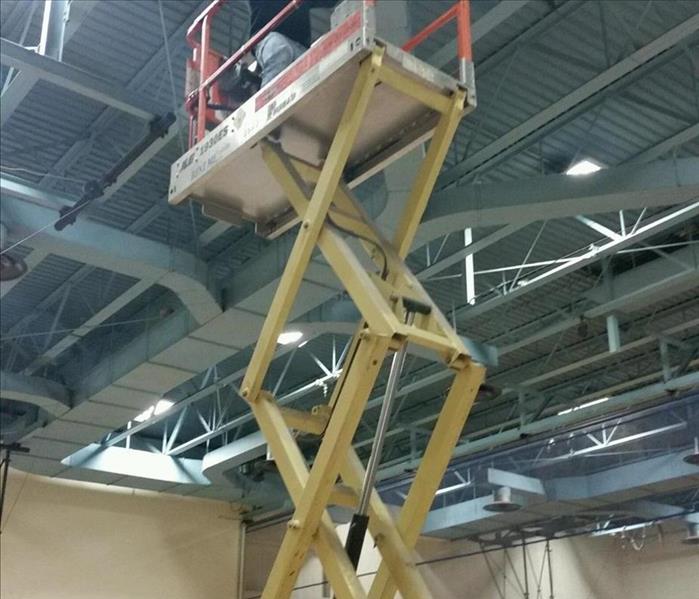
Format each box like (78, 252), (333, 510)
(219, 1), (336, 106)
(249, 0), (336, 49)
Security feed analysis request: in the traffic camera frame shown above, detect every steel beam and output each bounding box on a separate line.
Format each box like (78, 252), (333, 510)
(1, 195), (221, 324)
(102, 242), (693, 459)
(63, 443), (210, 485)
(0, 371), (71, 416)
(0, 38), (157, 119)
(495, 316), (699, 400)
(627, 122), (699, 163)
(376, 360), (699, 484)
(457, 202), (699, 320)
(77, 234), (694, 463)
(496, 248), (699, 356)
(1, 175), (70, 209)
(36, 1), (210, 189)
(429, 0), (534, 69)
(422, 158), (699, 239)
(0, 1), (97, 126)
(438, 15), (699, 187)
(423, 448), (699, 536)
(487, 468), (545, 496)
(38, 0), (68, 61)
(418, 224), (527, 281)
(0, 249), (48, 299)
(24, 280), (153, 373)
(552, 450), (699, 504)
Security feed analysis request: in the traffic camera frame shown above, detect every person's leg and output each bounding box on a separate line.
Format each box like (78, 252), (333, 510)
(255, 32), (307, 87)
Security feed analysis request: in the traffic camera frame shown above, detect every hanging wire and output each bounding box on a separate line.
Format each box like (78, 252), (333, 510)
(157, 0), (204, 257)
(0, 201), (87, 257)
(0, 470), (29, 534)
(157, 0), (186, 154)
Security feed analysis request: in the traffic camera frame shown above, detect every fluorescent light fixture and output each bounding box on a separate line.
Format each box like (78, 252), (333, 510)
(277, 330), (304, 345)
(566, 159), (602, 176)
(133, 399), (174, 422)
(558, 396), (609, 416)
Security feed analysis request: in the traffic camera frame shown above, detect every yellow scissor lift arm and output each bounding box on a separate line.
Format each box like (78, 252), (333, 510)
(170, 2), (483, 597)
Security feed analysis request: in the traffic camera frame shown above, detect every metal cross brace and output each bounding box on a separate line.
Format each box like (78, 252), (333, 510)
(230, 47), (484, 599)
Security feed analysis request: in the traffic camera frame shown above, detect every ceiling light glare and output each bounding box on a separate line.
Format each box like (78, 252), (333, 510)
(134, 406), (155, 423)
(133, 400), (174, 423)
(558, 396), (609, 416)
(277, 330), (304, 345)
(154, 399), (174, 416)
(566, 159), (602, 176)
(435, 482), (470, 497)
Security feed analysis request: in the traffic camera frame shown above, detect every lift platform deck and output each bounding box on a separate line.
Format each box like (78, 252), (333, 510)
(168, 1), (475, 237)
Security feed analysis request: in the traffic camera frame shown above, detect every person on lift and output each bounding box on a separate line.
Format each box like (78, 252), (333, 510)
(219, 0), (337, 105)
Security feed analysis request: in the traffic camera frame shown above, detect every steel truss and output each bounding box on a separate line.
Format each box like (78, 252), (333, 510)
(218, 45), (486, 598)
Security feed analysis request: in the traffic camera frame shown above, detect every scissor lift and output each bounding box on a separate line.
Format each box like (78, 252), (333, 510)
(170, 2), (485, 597)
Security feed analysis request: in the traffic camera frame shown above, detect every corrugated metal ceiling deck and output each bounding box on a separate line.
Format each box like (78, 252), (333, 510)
(1, 0), (697, 494)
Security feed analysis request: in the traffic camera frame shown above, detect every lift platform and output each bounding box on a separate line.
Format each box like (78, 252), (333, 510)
(170, 2), (484, 598)
(169, 0), (475, 238)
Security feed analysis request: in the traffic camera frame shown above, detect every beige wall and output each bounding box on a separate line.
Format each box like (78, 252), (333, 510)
(4, 466), (696, 599)
(244, 521), (699, 598)
(1, 468), (243, 599)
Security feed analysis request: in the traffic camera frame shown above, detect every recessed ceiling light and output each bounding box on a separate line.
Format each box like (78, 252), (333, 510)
(277, 330), (304, 345)
(566, 159), (602, 176)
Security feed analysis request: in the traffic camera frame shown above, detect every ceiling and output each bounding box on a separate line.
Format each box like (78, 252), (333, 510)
(1, 0), (698, 526)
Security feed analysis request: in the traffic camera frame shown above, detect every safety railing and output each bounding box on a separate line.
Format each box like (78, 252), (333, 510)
(402, 0), (472, 82)
(185, 0), (309, 147)
(184, 0), (472, 148)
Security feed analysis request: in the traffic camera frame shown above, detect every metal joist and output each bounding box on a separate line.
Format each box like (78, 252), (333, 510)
(437, 14), (699, 187)
(627, 122), (699, 163)
(0, 37), (157, 120)
(0, 0), (98, 126)
(424, 448), (699, 537)
(0, 371), (71, 416)
(63, 444), (210, 485)
(1, 194), (221, 325)
(428, 0), (534, 69)
(424, 158), (699, 237)
(457, 201), (699, 320)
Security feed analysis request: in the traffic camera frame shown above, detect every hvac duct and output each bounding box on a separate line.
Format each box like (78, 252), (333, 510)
(484, 486), (522, 513)
(682, 522), (699, 545)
